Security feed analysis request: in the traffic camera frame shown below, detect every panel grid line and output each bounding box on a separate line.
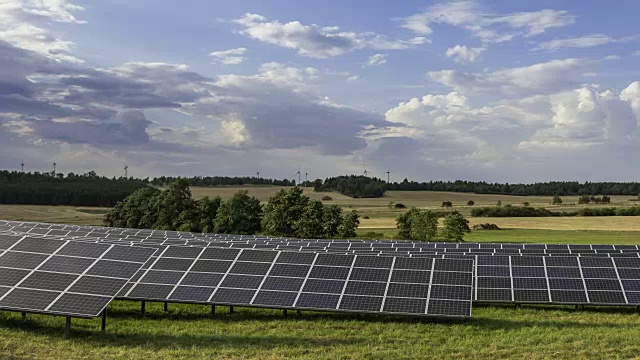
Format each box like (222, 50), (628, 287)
(44, 243), (116, 311)
(124, 246), (170, 297)
(292, 253), (319, 307)
(576, 257), (590, 303)
(379, 257), (397, 312)
(250, 252), (282, 304)
(165, 247), (207, 299)
(206, 249), (244, 302)
(0, 239), (70, 303)
(424, 258), (436, 314)
(336, 255), (358, 309)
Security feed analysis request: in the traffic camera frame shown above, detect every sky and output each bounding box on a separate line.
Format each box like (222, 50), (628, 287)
(1, 0), (640, 183)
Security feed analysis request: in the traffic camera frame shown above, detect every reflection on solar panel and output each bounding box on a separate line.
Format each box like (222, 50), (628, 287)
(0, 234), (155, 318)
(121, 248), (474, 318)
(473, 255), (640, 305)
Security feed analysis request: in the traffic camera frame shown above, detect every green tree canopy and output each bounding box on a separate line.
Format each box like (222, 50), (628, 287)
(338, 211), (360, 238)
(262, 187), (309, 237)
(442, 213), (471, 241)
(214, 190), (263, 235)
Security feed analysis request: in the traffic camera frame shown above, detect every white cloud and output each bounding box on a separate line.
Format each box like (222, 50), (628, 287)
(604, 55), (621, 61)
(402, 1), (574, 43)
(633, 50), (640, 56)
(347, 75), (359, 81)
(209, 48), (247, 65)
(233, 13), (426, 58)
(0, 0), (85, 63)
(535, 34), (639, 51)
(365, 53), (388, 67)
(429, 58), (588, 96)
(445, 45), (484, 64)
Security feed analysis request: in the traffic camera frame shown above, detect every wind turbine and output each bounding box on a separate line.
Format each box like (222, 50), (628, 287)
(295, 165), (301, 186)
(256, 171), (260, 179)
(21, 161), (24, 173)
(305, 171), (308, 186)
(385, 170), (390, 183)
(362, 164), (368, 177)
(52, 162), (56, 176)
(124, 165), (128, 178)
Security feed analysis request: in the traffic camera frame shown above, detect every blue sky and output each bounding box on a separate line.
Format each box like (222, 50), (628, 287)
(1, 1), (640, 182)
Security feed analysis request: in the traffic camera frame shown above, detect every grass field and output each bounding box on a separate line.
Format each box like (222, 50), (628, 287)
(2, 299), (640, 359)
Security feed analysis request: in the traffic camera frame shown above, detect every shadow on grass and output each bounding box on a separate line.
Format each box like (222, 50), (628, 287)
(0, 314), (364, 350)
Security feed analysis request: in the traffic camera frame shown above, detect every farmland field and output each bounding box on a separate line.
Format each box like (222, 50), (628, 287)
(3, 187), (640, 359)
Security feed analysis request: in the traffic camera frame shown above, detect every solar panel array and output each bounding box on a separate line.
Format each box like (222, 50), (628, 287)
(0, 234), (155, 318)
(3, 220), (640, 315)
(473, 255), (640, 305)
(120, 247), (474, 318)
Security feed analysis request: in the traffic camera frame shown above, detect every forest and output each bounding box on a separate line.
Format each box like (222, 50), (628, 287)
(0, 171), (147, 207)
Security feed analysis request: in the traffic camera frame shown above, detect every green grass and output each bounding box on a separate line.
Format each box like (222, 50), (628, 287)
(3, 301), (640, 359)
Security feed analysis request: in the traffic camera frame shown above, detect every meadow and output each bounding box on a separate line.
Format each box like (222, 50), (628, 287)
(2, 187), (640, 359)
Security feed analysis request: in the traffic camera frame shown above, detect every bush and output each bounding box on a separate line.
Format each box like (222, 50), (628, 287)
(472, 223), (502, 230)
(441, 201), (453, 208)
(321, 195), (333, 201)
(496, 200), (502, 206)
(362, 215), (370, 219)
(394, 203), (406, 209)
(552, 195), (563, 205)
(523, 201), (530, 206)
(467, 200), (475, 206)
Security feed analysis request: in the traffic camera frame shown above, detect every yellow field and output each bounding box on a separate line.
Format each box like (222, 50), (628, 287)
(0, 205), (106, 225)
(1, 187), (639, 232)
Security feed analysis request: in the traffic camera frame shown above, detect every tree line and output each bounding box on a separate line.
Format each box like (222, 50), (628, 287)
(104, 180), (360, 237)
(388, 179), (640, 196)
(151, 176), (295, 187)
(471, 205), (640, 217)
(0, 170), (147, 207)
(314, 175), (387, 198)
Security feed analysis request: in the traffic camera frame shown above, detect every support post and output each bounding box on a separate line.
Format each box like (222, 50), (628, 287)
(21, 312), (26, 320)
(297, 310), (301, 315)
(229, 306), (234, 314)
(65, 317), (71, 338)
(283, 309), (288, 317)
(164, 302), (168, 312)
(141, 301), (146, 316)
(211, 305), (216, 317)
(101, 309), (107, 332)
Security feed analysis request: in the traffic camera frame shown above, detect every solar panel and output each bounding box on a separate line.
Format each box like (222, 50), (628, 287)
(120, 247), (473, 318)
(473, 255), (640, 305)
(0, 235), (155, 318)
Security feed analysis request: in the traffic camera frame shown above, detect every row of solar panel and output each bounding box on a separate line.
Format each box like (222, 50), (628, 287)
(0, 233), (475, 318)
(117, 248), (474, 317)
(4, 221), (640, 251)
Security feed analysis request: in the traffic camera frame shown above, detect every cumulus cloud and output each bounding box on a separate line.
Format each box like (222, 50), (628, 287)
(429, 58), (588, 96)
(445, 45), (484, 64)
(209, 48), (247, 65)
(365, 54), (388, 67)
(233, 13), (426, 58)
(402, 1), (574, 43)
